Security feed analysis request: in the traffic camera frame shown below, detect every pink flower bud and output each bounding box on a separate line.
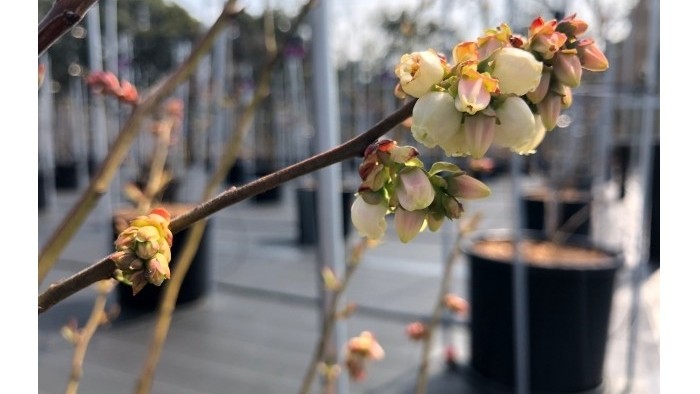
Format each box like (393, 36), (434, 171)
(110, 251), (138, 271)
(526, 67), (551, 105)
(396, 168), (435, 211)
(576, 39), (609, 72)
(406, 321), (427, 341)
(537, 91), (563, 131)
(114, 227), (138, 251)
(388, 145), (419, 164)
(556, 14), (589, 37)
(135, 239), (157, 260)
(146, 253), (170, 286)
(446, 174), (492, 200)
(443, 293), (469, 315)
(530, 31), (567, 60)
(442, 195), (464, 219)
(553, 52), (582, 88)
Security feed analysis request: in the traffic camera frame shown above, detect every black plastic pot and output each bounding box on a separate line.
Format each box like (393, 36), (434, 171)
(649, 143), (659, 269)
(133, 178), (181, 203)
(113, 206), (211, 312)
(54, 161), (79, 190)
(296, 186), (354, 245)
(465, 229), (622, 393)
(521, 188), (591, 237)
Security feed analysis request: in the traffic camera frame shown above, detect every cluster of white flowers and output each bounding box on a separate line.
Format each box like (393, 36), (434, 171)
(350, 140), (490, 242)
(395, 14), (609, 157)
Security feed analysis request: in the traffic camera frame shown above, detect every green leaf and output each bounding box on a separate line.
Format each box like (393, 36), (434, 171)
(428, 161), (464, 176)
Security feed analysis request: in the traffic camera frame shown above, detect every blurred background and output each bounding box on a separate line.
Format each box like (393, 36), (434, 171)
(37, 0), (660, 393)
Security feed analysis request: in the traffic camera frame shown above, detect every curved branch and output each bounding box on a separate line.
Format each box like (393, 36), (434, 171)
(38, 99), (416, 315)
(38, 0), (98, 57)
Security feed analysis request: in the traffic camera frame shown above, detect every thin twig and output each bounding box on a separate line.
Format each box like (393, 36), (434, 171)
(37, 0), (242, 285)
(138, 119), (175, 212)
(298, 238), (370, 394)
(64, 280), (116, 394)
(37, 99), (416, 315)
(414, 214), (481, 394)
(38, 0), (98, 57)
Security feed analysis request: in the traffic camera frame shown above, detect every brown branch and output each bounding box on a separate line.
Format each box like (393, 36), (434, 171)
(37, 0), (243, 285)
(37, 98), (415, 314)
(38, 0), (98, 57)
(169, 99), (415, 234)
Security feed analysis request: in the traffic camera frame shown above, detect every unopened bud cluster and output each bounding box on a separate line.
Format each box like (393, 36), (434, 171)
(344, 331), (385, 381)
(351, 139), (490, 243)
(395, 14), (608, 157)
(110, 208), (173, 295)
(86, 71), (139, 105)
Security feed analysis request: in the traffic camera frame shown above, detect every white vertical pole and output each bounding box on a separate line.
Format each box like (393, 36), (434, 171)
(104, 0), (120, 196)
(194, 53), (212, 166)
(311, 1), (348, 393)
(625, 0), (659, 390)
(210, 28), (228, 171)
(86, 4), (112, 213)
(39, 55), (57, 211)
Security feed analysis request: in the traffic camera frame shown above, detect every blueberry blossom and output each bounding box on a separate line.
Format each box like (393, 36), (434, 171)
(396, 167), (435, 211)
(350, 197), (388, 240)
(394, 49), (446, 98)
(492, 96), (544, 154)
(410, 91), (462, 149)
(490, 47), (543, 96)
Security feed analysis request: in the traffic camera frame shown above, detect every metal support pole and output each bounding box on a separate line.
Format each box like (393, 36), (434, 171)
(311, 1), (348, 393)
(624, 0), (659, 390)
(86, 4), (112, 212)
(510, 153), (530, 394)
(39, 55), (57, 211)
(209, 29), (228, 171)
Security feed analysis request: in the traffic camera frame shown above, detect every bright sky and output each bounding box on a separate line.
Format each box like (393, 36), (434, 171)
(168, 0), (634, 66)
(169, 0), (505, 64)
